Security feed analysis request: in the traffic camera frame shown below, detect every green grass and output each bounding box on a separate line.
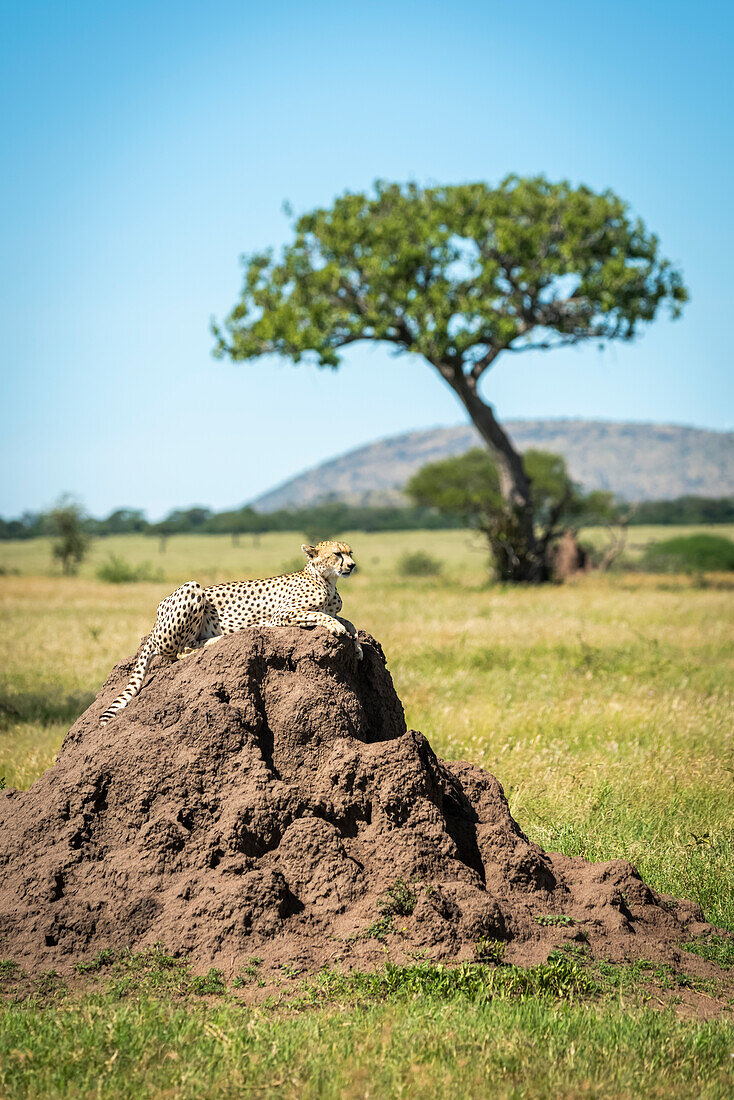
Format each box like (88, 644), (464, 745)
(0, 528), (733, 1097)
(683, 935), (734, 969)
(2, 524), (734, 582)
(1, 964), (733, 1099)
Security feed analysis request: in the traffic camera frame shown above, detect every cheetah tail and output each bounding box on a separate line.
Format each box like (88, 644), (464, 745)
(99, 636), (157, 726)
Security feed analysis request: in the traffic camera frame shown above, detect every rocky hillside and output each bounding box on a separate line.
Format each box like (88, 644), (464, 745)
(253, 420), (734, 510)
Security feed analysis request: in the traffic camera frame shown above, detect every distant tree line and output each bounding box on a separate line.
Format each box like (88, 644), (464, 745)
(626, 496), (734, 525)
(0, 502), (463, 542)
(1, 494), (732, 543)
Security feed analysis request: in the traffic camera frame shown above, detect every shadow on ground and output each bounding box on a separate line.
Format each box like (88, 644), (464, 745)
(0, 688), (96, 730)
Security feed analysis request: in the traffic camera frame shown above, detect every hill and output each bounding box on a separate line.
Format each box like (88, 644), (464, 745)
(252, 420), (734, 511)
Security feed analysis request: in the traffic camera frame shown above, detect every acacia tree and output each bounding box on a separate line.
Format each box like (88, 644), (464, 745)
(213, 176), (687, 581)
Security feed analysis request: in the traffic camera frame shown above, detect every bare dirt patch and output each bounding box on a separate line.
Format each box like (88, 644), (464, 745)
(0, 628), (730, 987)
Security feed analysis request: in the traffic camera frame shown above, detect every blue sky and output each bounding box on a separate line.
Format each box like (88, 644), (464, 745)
(1, 0), (732, 519)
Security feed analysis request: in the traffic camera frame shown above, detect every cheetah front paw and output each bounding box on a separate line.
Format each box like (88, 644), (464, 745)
(177, 647), (195, 660)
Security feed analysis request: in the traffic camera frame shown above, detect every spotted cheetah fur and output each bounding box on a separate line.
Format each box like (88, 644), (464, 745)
(99, 540), (361, 725)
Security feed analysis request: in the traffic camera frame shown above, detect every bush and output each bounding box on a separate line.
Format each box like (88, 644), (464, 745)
(396, 551), (442, 577)
(96, 556), (163, 583)
(641, 534), (734, 574)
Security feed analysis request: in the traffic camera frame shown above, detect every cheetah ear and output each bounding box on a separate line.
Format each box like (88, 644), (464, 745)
(301, 544), (318, 559)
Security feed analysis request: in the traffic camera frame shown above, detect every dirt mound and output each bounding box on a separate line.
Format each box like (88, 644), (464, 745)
(0, 629), (717, 976)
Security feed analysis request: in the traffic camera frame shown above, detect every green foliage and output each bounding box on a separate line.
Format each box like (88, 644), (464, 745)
(189, 968), (226, 995)
(2, 985), (733, 1100)
(6, 496), (734, 543)
(232, 957), (264, 988)
(407, 448), (616, 578)
(407, 448), (504, 517)
(95, 509), (148, 535)
(396, 550), (443, 577)
(474, 937), (507, 964)
(378, 878), (418, 918)
(630, 496), (734, 526)
(213, 176), (685, 583)
(63, 944), (205, 999)
(95, 555), (164, 583)
(75, 948), (116, 973)
(48, 496), (91, 576)
(549, 943), (592, 962)
(214, 177), (686, 370)
(641, 534), (734, 573)
(0, 511), (45, 540)
(408, 448), (595, 526)
(363, 878), (419, 939)
(311, 956), (597, 1005)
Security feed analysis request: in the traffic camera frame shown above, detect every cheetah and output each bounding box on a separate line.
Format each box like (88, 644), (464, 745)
(99, 540), (361, 725)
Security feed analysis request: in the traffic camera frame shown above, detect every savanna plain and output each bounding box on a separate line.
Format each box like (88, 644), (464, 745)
(0, 528), (733, 1099)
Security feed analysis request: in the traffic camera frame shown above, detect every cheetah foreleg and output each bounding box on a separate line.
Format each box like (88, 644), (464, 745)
(269, 609), (362, 659)
(268, 608), (347, 635)
(335, 616), (362, 659)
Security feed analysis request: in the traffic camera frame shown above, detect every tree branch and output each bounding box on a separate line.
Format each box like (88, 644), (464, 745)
(468, 345), (501, 381)
(504, 337), (586, 353)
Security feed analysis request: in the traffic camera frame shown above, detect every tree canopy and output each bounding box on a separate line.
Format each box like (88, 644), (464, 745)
(213, 175), (686, 373)
(214, 175), (687, 581)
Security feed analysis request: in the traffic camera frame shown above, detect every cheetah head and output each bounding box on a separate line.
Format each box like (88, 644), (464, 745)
(301, 540), (356, 578)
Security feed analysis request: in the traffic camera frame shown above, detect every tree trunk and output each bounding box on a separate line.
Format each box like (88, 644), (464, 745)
(441, 367), (544, 582)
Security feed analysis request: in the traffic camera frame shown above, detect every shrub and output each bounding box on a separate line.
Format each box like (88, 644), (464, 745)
(641, 534), (734, 574)
(190, 967), (226, 995)
(474, 936), (506, 963)
(378, 877), (418, 918)
(363, 878), (419, 940)
(96, 555), (164, 583)
(396, 551), (442, 577)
